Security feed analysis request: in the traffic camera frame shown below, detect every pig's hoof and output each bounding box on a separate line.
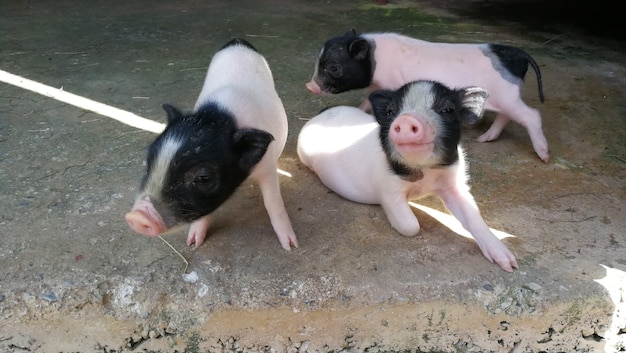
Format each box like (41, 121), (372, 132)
(187, 219), (210, 248)
(278, 234), (299, 250)
(497, 260), (519, 273)
(533, 145), (550, 163)
(394, 225), (420, 237)
(481, 242), (518, 272)
(476, 131), (500, 142)
(492, 253), (519, 272)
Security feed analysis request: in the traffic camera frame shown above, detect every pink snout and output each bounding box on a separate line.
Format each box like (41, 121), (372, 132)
(389, 114), (428, 145)
(125, 209), (166, 237)
(305, 80), (322, 95)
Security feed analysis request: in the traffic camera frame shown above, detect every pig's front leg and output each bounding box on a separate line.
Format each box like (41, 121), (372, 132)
(380, 197), (420, 237)
(439, 187), (519, 272)
(186, 215), (211, 248)
(257, 172), (298, 250)
(477, 113), (510, 143)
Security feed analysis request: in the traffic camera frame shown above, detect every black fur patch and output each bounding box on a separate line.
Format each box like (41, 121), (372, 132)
(487, 44), (530, 79)
(487, 44), (545, 103)
(315, 31), (374, 93)
(221, 38), (258, 52)
(142, 102), (272, 225)
(369, 81), (481, 177)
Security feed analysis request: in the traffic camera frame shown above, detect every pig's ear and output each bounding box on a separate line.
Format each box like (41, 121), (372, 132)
(232, 128), (275, 171)
(348, 38), (369, 61)
(368, 90), (397, 124)
(458, 87), (489, 126)
(162, 104), (184, 124)
(346, 28), (358, 36)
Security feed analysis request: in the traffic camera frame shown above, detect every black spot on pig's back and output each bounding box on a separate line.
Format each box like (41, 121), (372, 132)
(486, 44), (530, 80)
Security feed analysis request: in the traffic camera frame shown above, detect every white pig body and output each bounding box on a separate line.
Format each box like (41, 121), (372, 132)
(298, 81), (518, 272)
(298, 106), (465, 236)
(126, 39), (298, 250)
(194, 45), (287, 161)
(189, 40), (295, 249)
(363, 34), (521, 106)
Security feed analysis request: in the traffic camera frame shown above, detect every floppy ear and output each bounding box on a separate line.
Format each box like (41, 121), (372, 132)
(457, 87), (489, 126)
(368, 89), (396, 125)
(348, 38), (370, 61)
(162, 103), (184, 124)
(232, 128), (274, 171)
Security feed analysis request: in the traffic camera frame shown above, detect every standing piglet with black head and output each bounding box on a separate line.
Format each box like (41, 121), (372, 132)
(125, 39), (298, 250)
(306, 30), (549, 162)
(298, 80), (518, 272)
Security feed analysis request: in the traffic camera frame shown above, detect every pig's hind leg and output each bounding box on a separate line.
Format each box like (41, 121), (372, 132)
(256, 171), (298, 250)
(479, 100), (549, 162)
(187, 214), (211, 248)
(510, 104), (549, 162)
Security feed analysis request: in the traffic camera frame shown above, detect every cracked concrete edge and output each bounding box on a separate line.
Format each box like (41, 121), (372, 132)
(0, 279), (615, 353)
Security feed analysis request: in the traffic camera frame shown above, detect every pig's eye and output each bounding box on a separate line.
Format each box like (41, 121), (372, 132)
(327, 64), (342, 78)
(438, 100), (456, 115)
(439, 107), (454, 115)
(185, 167), (219, 192)
(385, 102), (398, 117)
(194, 174), (213, 184)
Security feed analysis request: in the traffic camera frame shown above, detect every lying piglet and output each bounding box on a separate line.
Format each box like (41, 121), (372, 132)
(298, 80), (518, 272)
(305, 30), (549, 162)
(125, 38), (298, 250)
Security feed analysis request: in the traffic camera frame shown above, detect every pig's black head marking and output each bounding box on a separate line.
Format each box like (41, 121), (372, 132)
(162, 103), (184, 124)
(232, 128), (274, 171)
(142, 102), (274, 224)
(183, 164), (220, 194)
(315, 31), (374, 94)
(369, 88), (424, 180)
(369, 80), (488, 174)
(368, 89), (399, 127)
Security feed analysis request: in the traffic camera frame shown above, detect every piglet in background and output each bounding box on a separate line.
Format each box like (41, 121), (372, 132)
(125, 39), (298, 250)
(306, 30), (549, 162)
(298, 80), (518, 272)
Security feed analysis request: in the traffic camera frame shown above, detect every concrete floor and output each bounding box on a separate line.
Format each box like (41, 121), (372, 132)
(1, 1), (625, 352)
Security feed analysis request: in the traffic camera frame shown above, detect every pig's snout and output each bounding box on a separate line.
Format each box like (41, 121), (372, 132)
(125, 209), (165, 237)
(305, 80), (322, 95)
(390, 114), (428, 145)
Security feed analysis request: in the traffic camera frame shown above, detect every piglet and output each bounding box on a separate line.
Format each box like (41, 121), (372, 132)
(125, 39), (298, 250)
(305, 30), (549, 162)
(298, 80), (518, 272)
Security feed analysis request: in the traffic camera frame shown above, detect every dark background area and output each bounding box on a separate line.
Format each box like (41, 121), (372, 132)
(426, 0), (623, 41)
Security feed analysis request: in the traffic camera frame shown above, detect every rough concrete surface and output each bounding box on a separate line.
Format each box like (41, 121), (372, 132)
(0, 1), (624, 352)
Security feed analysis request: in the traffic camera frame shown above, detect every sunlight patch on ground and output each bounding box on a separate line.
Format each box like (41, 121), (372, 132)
(0, 69), (166, 134)
(0, 69), (293, 177)
(596, 265), (626, 352)
(409, 201), (516, 240)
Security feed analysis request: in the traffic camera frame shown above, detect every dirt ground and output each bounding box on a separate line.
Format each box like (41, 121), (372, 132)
(0, 1), (624, 352)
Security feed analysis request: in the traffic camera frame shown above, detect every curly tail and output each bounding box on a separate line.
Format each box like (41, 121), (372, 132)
(526, 54), (544, 103)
